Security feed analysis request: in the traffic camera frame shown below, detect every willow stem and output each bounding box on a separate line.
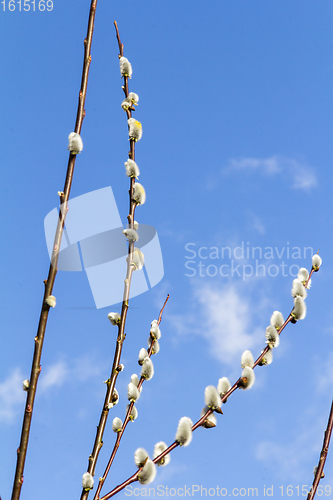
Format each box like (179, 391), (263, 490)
(11, 3), (98, 500)
(94, 295), (170, 500)
(100, 272), (319, 499)
(307, 399), (333, 500)
(80, 21), (140, 500)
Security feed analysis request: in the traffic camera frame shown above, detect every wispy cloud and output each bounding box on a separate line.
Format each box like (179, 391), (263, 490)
(0, 368), (25, 423)
(39, 355), (103, 393)
(224, 156), (318, 191)
(291, 160), (318, 190)
(193, 284), (262, 363)
(315, 350), (333, 393)
(246, 210), (266, 235)
(228, 156), (281, 175)
(0, 355), (103, 423)
(169, 282), (263, 369)
(39, 360), (69, 392)
(256, 413), (324, 481)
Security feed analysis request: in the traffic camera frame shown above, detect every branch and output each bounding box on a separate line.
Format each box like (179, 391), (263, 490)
(11, 2), (98, 499)
(93, 295), (170, 500)
(80, 21), (143, 500)
(100, 268), (319, 499)
(307, 399), (333, 500)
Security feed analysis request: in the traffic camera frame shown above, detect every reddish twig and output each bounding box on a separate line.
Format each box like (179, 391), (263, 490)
(79, 22), (143, 500)
(94, 295), (170, 500)
(307, 399), (333, 500)
(11, 3), (98, 500)
(100, 271), (318, 499)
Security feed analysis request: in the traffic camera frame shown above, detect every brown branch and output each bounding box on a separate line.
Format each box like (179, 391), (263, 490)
(94, 295), (170, 500)
(101, 471), (139, 500)
(100, 270), (319, 499)
(79, 263), (135, 500)
(11, 3), (98, 500)
(114, 21), (123, 57)
(158, 295), (170, 324)
(307, 399), (333, 500)
(79, 21), (142, 500)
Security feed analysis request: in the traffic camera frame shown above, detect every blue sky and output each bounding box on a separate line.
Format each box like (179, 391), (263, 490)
(1, 1), (333, 499)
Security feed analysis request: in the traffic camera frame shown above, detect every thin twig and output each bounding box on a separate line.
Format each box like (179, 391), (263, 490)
(158, 295), (170, 324)
(94, 295), (170, 500)
(11, 3), (98, 500)
(307, 399), (333, 500)
(100, 274), (318, 499)
(80, 22), (141, 500)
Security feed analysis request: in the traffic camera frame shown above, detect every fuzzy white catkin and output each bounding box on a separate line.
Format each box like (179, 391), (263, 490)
(128, 382), (140, 401)
(133, 183), (146, 205)
(112, 417), (123, 433)
(291, 278), (307, 299)
(298, 267), (311, 288)
(82, 472), (94, 489)
(123, 228), (139, 241)
(153, 442), (171, 466)
(133, 220), (139, 230)
(176, 417), (193, 446)
(131, 373), (139, 387)
(125, 159), (140, 178)
(127, 248), (144, 270)
(134, 447), (149, 467)
(128, 92), (139, 105)
(217, 377), (231, 396)
(265, 325), (280, 348)
(148, 337), (160, 354)
(201, 406), (217, 426)
(128, 118), (142, 141)
(108, 312), (121, 326)
(68, 132), (83, 154)
(292, 296), (307, 320)
(241, 350), (254, 368)
(119, 56), (132, 78)
(121, 97), (132, 110)
(270, 311), (284, 330)
(45, 295), (56, 308)
(240, 366), (255, 390)
(126, 404), (138, 421)
(138, 460), (157, 485)
(23, 379), (29, 391)
(150, 322), (161, 340)
(138, 348), (149, 365)
(141, 357), (154, 380)
(312, 254), (322, 270)
(259, 349), (273, 366)
(112, 388), (119, 405)
(204, 385), (221, 409)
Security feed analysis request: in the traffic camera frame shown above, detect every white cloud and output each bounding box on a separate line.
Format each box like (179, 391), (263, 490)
(246, 211), (265, 235)
(225, 156), (318, 191)
(39, 355), (103, 393)
(169, 282), (263, 368)
(0, 355), (104, 424)
(39, 360), (69, 392)
(228, 156), (281, 175)
(193, 284), (262, 364)
(0, 368), (25, 423)
(315, 350), (333, 393)
(256, 414), (324, 481)
(290, 160), (318, 190)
